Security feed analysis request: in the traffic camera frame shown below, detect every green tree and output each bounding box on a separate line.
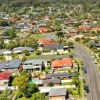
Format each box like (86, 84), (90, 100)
(36, 50), (41, 55)
(0, 20), (9, 26)
(32, 92), (47, 100)
(56, 31), (64, 37)
(0, 90), (8, 100)
(22, 56), (26, 62)
(75, 37), (80, 42)
(0, 38), (4, 49)
(23, 50), (30, 56)
(4, 28), (16, 39)
(12, 75), (29, 95)
(72, 76), (80, 87)
(48, 82), (54, 87)
(25, 83), (39, 98)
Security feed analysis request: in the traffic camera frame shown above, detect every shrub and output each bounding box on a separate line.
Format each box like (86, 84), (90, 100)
(36, 50), (41, 55)
(16, 91), (22, 99)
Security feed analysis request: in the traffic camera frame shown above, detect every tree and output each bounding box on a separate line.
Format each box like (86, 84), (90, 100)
(23, 50), (30, 56)
(0, 20), (9, 26)
(25, 83), (39, 98)
(48, 82), (54, 87)
(12, 75), (29, 95)
(56, 31), (64, 37)
(36, 50), (41, 55)
(20, 70), (31, 79)
(22, 56), (26, 62)
(4, 28), (16, 39)
(75, 37), (80, 41)
(69, 55), (73, 59)
(32, 92), (47, 100)
(72, 76), (80, 87)
(0, 90), (9, 100)
(0, 38), (4, 49)
(9, 28), (16, 39)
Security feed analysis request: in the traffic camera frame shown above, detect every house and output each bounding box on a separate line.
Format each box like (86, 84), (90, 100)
(51, 58), (73, 70)
(49, 88), (68, 100)
(95, 42), (100, 49)
(38, 38), (58, 46)
(77, 26), (91, 31)
(4, 39), (11, 44)
(0, 49), (12, 55)
(37, 79), (61, 86)
(12, 47), (34, 54)
(8, 17), (18, 22)
(0, 60), (22, 73)
(38, 27), (49, 33)
(40, 73), (74, 79)
(0, 72), (11, 86)
(23, 59), (47, 71)
(43, 44), (64, 52)
(38, 38), (64, 53)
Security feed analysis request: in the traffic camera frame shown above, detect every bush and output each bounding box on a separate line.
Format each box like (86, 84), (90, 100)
(42, 48), (51, 53)
(22, 57), (26, 62)
(48, 82), (54, 87)
(57, 52), (60, 55)
(23, 50), (30, 56)
(16, 91), (22, 99)
(36, 50), (41, 55)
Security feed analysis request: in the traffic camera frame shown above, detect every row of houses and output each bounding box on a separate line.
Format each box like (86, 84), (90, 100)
(0, 57), (73, 83)
(0, 57), (73, 72)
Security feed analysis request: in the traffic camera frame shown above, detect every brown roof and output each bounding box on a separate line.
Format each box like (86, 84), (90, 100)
(66, 33), (78, 37)
(38, 38), (58, 46)
(43, 79), (61, 84)
(51, 58), (73, 68)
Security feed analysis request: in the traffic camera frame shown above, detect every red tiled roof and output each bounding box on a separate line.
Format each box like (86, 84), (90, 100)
(9, 18), (18, 22)
(38, 27), (49, 33)
(25, 29), (32, 33)
(0, 72), (11, 80)
(51, 58), (72, 68)
(38, 38), (58, 46)
(77, 26), (91, 30)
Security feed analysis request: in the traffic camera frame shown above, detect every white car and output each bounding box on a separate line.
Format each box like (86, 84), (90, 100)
(94, 60), (97, 64)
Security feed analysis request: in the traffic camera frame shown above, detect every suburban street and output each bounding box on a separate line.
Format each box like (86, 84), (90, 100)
(74, 44), (100, 100)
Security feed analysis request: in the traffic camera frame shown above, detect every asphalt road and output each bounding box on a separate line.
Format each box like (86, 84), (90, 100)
(74, 44), (100, 100)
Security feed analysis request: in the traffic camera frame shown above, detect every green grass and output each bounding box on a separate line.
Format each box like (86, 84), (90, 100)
(62, 82), (72, 85)
(72, 89), (79, 95)
(30, 34), (46, 40)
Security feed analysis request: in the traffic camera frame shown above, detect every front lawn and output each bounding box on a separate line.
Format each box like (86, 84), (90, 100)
(30, 34), (46, 40)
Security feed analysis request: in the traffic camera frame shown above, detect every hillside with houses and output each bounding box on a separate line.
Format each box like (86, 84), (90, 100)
(0, 0), (100, 100)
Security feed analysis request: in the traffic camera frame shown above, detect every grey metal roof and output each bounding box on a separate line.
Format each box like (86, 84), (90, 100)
(12, 47), (34, 52)
(49, 88), (67, 96)
(43, 79), (60, 84)
(0, 60), (22, 69)
(24, 59), (46, 65)
(0, 49), (11, 55)
(95, 44), (100, 47)
(43, 44), (64, 50)
(45, 73), (73, 79)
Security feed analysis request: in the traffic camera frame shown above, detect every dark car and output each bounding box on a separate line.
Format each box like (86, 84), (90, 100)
(83, 67), (87, 74)
(86, 85), (89, 93)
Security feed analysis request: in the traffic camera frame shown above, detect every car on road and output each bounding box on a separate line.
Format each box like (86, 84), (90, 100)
(83, 67), (87, 74)
(86, 84), (89, 93)
(94, 60), (97, 64)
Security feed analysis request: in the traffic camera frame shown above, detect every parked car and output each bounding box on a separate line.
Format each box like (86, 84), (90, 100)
(94, 60), (97, 64)
(83, 67), (87, 74)
(86, 84), (89, 93)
